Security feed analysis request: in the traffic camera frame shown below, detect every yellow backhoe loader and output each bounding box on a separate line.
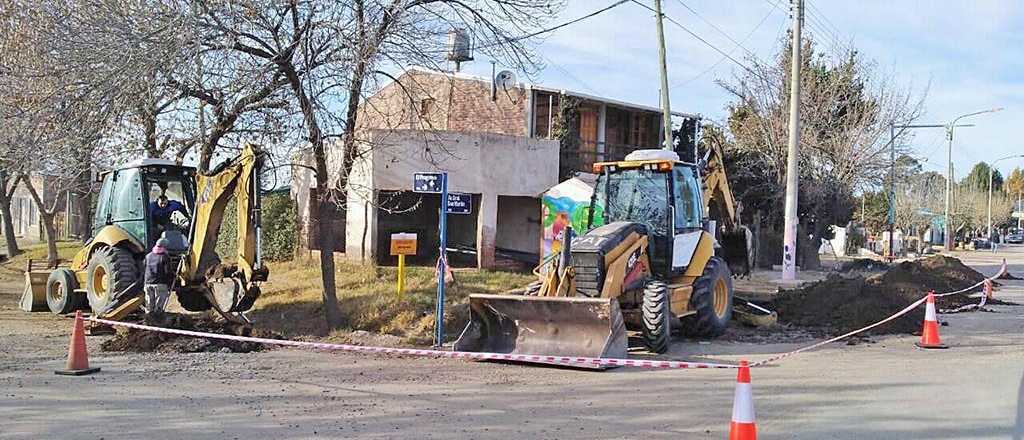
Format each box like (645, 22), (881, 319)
(454, 147), (752, 359)
(20, 144), (268, 325)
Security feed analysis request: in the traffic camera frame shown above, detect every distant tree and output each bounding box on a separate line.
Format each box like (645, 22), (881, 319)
(961, 162), (1002, 193)
(1005, 167), (1024, 199)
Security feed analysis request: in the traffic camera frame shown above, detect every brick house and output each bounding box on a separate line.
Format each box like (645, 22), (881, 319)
(293, 67), (700, 268)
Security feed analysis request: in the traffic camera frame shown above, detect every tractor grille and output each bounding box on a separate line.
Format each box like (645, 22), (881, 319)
(572, 251), (604, 297)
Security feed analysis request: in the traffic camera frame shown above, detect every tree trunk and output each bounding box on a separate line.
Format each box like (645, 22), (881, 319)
(0, 192), (19, 257)
(40, 212), (58, 267)
(800, 220), (823, 271)
(317, 197), (344, 328)
(0, 177), (20, 257)
(279, 59), (344, 329)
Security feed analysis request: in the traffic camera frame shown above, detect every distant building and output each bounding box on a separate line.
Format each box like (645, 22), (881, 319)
(4, 175), (87, 243)
(292, 67), (700, 268)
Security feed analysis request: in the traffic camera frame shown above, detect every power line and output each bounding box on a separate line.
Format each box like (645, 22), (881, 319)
(673, 0), (759, 60)
(475, 0), (631, 50)
(631, 0), (761, 79)
(669, 4), (777, 89)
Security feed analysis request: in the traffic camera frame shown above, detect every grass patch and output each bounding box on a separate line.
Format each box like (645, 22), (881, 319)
(251, 258), (535, 344)
(0, 241), (81, 282)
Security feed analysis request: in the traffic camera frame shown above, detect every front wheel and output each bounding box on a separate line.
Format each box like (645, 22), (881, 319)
(86, 247), (141, 315)
(682, 256), (733, 337)
(641, 280), (671, 354)
(46, 268), (80, 315)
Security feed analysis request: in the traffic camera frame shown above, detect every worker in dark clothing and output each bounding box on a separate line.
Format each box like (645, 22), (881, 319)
(149, 194), (188, 233)
(144, 238), (174, 319)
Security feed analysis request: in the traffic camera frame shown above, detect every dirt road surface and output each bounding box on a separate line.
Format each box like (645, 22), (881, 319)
(3, 248), (1024, 439)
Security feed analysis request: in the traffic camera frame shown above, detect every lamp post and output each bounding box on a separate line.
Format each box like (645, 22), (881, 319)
(887, 122), (976, 257)
(988, 154), (1024, 239)
(945, 108), (1003, 251)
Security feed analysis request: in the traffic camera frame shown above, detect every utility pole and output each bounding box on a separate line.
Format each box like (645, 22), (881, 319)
(944, 128), (954, 251)
(887, 124), (896, 259)
(781, 0), (803, 281)
(654, 0), (673, 151)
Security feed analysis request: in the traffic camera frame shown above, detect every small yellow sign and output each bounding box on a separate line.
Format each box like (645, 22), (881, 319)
(390, 233), (418, 256)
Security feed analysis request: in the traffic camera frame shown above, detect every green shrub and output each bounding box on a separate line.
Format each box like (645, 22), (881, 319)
(215, 191), (296, 262)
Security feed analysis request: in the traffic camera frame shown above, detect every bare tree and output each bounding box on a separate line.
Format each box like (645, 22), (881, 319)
(720, 35), (927, 269)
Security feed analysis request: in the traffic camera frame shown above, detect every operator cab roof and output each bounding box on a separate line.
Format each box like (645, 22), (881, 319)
(623, 149), (680, 163)
(119, 158), (196, 172)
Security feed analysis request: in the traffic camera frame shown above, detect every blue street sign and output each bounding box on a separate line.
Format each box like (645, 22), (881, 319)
(446, 193), (472, 215)
(413, 172), (444, 193)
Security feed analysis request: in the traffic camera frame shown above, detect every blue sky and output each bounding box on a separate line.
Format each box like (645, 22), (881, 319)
(455, 0), (1024, 180)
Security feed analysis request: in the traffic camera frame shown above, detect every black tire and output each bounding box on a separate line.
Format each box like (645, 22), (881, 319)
(46, 268), (79, 315)
(641, 280), (671, 354)
(682, 256), (733, 337)
(86, 247), (141, 315)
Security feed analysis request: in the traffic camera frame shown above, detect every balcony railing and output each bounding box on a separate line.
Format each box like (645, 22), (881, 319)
(559, 140), (653, 179)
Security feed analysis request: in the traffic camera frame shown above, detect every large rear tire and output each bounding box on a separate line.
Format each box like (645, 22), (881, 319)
(46, 268), (79, 315)
(86, 247), (141, 315)
(682, 256), (733, 337)
(641, 280), (671, 354)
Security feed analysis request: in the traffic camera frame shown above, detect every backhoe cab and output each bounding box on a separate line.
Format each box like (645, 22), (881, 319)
(455, 148), (750, 360)
(21, 144), (268, 326)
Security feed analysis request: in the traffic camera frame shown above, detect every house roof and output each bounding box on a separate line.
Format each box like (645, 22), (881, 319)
(404, 66), (701, 119)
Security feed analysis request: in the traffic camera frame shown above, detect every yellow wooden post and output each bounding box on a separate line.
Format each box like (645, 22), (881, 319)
(390, 232), (417, 300)
(397, 254), (406, 298)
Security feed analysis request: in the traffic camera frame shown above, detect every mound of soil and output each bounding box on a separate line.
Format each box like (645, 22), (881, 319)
(771, 255), (994, 335)
(837, 258), (890, 273)
(998, 271), (1023, 281)
(101, 313), (283, 354)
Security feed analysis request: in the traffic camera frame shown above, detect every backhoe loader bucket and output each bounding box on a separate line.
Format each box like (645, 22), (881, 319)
(454, 294), (628, 365)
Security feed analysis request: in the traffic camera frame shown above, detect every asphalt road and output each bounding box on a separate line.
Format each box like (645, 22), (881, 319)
(2, 248), (1024, 439)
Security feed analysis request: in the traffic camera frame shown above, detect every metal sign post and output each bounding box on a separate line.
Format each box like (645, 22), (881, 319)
(412, 171), (450, 347)
(435, 172), (449, 347)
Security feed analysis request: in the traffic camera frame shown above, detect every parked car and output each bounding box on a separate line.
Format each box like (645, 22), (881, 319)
(1007, 233), (1024, 244)
(972, 238), (992, 250)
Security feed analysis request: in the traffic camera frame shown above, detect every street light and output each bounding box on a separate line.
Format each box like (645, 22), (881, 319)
(988, 154), (1024, 239)
(944, 107), (1004, 251)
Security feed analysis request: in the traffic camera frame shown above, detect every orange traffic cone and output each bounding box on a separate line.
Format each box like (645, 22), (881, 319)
(984, 279), (994, 300)
(915, 292), (948, 349)
(55, 311), (101, 376)
(729, 360), (757, 440)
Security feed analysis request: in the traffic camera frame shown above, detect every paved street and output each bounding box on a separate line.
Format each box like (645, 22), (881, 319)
(2, 247), (1023, 439)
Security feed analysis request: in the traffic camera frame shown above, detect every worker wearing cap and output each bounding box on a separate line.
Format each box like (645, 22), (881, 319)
(144, 238), (174, 319)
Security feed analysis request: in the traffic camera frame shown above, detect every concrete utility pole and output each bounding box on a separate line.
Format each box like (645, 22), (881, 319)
(654, 0), (673, 151)
(781, 0), (803, 281)
(944, 108), (1003, 251)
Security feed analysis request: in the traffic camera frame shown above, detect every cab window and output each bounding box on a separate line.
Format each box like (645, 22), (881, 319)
(672, 166), (703, 231)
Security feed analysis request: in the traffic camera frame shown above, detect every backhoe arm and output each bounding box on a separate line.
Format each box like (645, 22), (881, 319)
(180, 143), (268, 313)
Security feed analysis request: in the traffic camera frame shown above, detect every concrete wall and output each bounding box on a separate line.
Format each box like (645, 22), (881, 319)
(496, 196), (542, 255)
(340, 129), (558, 268)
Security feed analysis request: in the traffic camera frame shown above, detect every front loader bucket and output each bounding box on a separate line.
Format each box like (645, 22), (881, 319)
(454, 294), (628, 366)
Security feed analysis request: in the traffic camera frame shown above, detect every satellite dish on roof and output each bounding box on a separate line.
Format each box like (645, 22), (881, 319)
(495, 70), (516, 89)
(491, 69), (517, 101)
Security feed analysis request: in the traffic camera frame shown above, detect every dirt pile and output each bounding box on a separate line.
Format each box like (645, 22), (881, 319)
(837, 258), (890, 273)
(771, 255), (994, 335)
(101, 314), (283, 353)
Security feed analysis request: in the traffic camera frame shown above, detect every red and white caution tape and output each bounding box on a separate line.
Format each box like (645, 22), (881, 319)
(87, 317), (738, 370)
(88, 259), (1009, 370)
